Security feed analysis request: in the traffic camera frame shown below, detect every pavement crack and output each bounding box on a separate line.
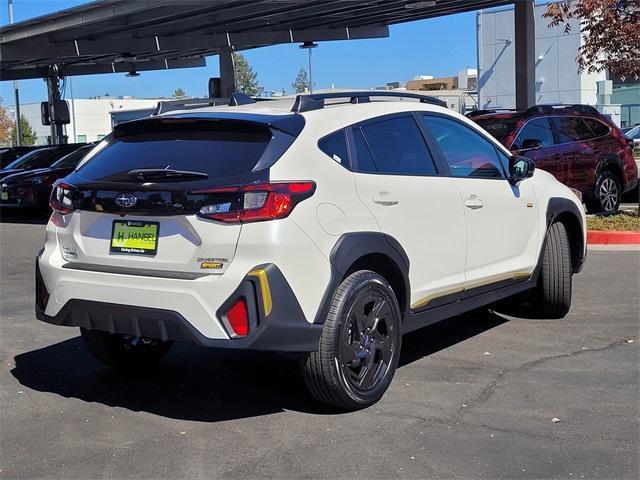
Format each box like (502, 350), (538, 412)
(456, 338), (632, 419)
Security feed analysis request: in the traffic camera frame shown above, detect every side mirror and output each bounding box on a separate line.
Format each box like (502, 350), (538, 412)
(521, 138), (542, 150)
(510, 156), (535, 184)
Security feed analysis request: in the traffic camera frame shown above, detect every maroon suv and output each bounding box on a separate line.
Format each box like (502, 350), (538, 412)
(469, 105), (637, 213)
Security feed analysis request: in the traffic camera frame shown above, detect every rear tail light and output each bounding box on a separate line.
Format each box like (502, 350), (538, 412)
(49, 182), (76, 215)
(194, 181), (315, 223)
(225, 298), (249, 337)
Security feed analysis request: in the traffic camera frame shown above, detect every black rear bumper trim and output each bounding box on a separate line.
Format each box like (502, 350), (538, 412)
(35, 263), (322, 352)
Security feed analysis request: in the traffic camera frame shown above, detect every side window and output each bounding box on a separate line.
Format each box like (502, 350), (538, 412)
(421, 115), (505, 179)
(360, 115), (438, 176)
(352, 128), (377, 173)
(513, 117), (554, 149)
(318, 130), (349, 168)
(552, 117), (593, 143)
(583, 118), (610, 138)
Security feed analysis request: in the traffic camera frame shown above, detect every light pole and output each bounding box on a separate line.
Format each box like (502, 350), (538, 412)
(300, 41), (318, 94)
(8, 0), (22, 146)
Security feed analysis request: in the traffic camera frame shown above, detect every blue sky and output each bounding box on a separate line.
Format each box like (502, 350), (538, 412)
(0, 0), (479, 105)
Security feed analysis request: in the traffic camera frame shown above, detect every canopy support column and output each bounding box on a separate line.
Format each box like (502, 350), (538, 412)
(515, 0), (536, 109)
(219, 47), (235, 98)
(45, 70), (67, 145)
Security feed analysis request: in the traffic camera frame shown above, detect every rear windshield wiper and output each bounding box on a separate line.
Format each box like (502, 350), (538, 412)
(127, 168), (208, 182)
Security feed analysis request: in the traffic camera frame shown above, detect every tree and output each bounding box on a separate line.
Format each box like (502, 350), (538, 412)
(173, 88), (186, 98)
(544, 0), (640, 79)
(10, 115), (37, 146)
(0, 100), (14, 146)
(232, 52), (259, 95)
(292, 68), (310, 93)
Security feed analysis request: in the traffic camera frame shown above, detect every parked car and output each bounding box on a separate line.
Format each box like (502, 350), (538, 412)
(1, 144), (95, 214)
(36, 92), (586, 410)
(0, 145), (47, 169)
(469, 105), (637, 213)
(625, 125), (640, 148)
(0, 143), (87, 180)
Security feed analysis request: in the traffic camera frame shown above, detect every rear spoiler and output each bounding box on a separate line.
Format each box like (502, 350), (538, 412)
(114, 111), (305, 137)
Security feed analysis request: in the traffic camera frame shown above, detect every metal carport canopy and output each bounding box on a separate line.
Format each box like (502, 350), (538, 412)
(0, 0), (514, 81)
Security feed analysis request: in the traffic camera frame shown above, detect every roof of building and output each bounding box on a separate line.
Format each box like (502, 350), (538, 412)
(1, 0), (511, 81)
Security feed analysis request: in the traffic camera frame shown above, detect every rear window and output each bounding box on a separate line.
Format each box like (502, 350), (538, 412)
(4, 148), (55, 170)
(474, 116), (521, 144)
(51, 146), (93, 169)
(76, 126), (271, 182)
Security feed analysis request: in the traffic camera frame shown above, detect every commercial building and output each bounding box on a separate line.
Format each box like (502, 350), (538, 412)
(477, 4), (639, 127)
(18, 97), (161, 145)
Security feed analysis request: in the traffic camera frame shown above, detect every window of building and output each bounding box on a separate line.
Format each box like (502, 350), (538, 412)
(421, 115), (505, 179)
(318, 130), (349, 168)
(77, 134), (87, 143)
(97, 134), (106, 141)
(359, 115), (438, 176)
(513, 117), (555, 150)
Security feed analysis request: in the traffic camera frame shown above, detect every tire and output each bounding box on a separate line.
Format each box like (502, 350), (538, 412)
(301, 270), (402, 410)
(592, 170), (621, 214)
(535, 222), (572, 318)
(80, 328), (173, 370)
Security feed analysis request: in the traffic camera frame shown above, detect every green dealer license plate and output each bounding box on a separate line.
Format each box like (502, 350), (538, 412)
(110, 220), (159, 256)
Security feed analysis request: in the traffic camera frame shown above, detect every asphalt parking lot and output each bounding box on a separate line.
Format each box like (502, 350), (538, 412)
(0, 218), (638, 480)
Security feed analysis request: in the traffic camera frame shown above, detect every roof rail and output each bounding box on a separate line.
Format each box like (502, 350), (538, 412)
(291, 91), (447, 113)
(526, 104), (600, 116)
(154, 92), (258, 115)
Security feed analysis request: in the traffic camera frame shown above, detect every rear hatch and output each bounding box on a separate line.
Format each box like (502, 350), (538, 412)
(52, 113), (303, 276)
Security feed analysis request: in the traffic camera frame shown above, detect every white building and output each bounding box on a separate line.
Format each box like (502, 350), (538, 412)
(19, 97), (162, 145)
(477, 4), (606, 109)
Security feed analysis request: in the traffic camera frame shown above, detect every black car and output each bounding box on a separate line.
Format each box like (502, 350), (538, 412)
(0, 146), (47, 169)
(1, 144), (94, 213)
(0, 143), (87, 180)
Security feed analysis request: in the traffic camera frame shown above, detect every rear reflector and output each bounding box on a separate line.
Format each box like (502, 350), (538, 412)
(226, 299), (249, 337)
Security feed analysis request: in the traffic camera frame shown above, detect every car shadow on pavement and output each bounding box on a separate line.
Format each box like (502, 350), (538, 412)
(11, 310), (508, 421)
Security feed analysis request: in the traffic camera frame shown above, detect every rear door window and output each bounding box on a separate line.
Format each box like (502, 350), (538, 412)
(513, 117), (555, 149)
(351, 128), (377, 173)
(76, 125), (271, 182)
(552, 117), (594, 143)
(359, 115), (438, 176)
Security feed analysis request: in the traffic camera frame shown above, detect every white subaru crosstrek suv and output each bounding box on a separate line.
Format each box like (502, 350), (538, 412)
(37, 92), (586, 410)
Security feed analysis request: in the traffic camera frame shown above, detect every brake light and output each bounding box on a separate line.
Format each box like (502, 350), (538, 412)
(49, 182), (76, 215)
(194, 181), (315, 223)
(225, 298), (249, 337)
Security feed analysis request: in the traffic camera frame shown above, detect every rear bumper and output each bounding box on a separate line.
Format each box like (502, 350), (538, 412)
(36, 255), (322, 352)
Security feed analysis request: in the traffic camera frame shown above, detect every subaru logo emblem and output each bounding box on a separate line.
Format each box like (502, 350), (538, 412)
(114, 193), (137, 208)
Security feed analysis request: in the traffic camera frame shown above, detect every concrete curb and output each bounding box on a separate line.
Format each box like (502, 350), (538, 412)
(587, 230), (640, 245)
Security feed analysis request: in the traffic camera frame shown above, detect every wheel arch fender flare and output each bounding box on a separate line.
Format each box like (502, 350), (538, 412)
(314, 232), (411, 323)
(596, 154), (625, 185)
(545, 197), (586, 273)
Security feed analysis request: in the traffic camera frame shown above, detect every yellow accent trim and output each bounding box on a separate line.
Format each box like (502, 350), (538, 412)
(410, 284), (464, 310)
(410, 270), (532, 310)
(248, 269), (272, 317)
